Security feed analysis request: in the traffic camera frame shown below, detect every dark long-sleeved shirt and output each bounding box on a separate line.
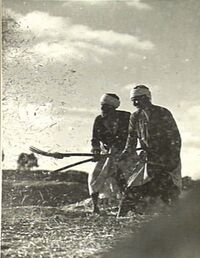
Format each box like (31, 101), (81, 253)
(91, 110), (131, 151)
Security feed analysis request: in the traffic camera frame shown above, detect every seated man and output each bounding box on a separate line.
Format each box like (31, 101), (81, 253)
(118, 85), (182, 216)
(88, 93), (131, 214)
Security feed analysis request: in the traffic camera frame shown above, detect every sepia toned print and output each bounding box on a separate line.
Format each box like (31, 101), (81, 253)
(1, 0), (200, 257)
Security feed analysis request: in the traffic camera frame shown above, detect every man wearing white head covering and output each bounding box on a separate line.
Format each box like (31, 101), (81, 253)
(118, 85), (182, 216)
(88, 93), (131, 214)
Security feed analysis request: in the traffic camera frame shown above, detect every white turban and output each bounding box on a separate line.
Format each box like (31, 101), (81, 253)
(130, 85), (151, 100)
(100, 93), (120, 108)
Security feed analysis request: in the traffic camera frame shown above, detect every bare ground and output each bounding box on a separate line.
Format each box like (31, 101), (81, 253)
(2, 204), (158, 258)
(1, 170), (194, 258)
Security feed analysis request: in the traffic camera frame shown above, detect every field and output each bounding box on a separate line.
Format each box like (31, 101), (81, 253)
(1, 169), (197, 258)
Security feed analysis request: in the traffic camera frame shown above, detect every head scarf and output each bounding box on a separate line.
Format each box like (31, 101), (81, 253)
(130, 85), (151, 100)
(100, 93), (120, 108)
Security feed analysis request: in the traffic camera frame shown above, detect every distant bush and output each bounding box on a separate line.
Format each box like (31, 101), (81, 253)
(17, 153), (39, 171)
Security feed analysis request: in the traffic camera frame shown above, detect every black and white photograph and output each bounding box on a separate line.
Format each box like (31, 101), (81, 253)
(1, 0), (200, 257)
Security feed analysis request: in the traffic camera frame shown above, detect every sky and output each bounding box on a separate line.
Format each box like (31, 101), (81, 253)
(2, 0), (200, 179)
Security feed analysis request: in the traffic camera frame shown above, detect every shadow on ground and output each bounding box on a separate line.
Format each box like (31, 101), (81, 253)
(1, 169), (198, 258)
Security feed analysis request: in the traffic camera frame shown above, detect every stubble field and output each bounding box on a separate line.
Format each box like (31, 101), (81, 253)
(1, 169), (196, 258)
(1, 169), (153, 257)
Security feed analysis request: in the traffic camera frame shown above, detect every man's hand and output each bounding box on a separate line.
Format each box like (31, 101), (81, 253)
(139, 150), (147, 162)
(53, 152), (65, 159)
(91, 148), (101, 162)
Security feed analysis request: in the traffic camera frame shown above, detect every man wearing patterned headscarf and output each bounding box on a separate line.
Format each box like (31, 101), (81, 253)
(118, 85), (182, 216)
(88, 93), (132, 214)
